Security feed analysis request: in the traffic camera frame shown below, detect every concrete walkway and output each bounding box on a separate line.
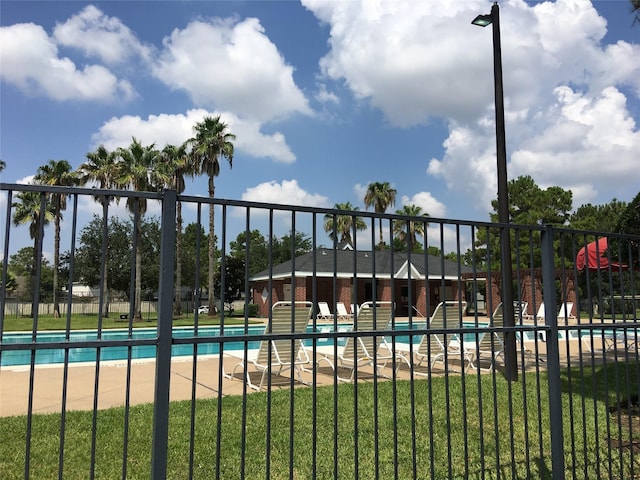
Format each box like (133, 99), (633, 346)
(1, 356), (245, 417)
(0, 336), (609, 417)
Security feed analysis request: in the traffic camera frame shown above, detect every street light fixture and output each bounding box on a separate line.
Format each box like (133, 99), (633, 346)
(472, 2), (518, 381)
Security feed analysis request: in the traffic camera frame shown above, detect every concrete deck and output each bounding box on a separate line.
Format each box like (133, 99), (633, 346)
(2, 334), (619, 418)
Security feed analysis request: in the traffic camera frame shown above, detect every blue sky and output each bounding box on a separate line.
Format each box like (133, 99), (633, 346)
(1, 0), (639, 257)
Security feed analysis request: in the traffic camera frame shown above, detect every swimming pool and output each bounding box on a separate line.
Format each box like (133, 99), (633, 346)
(2, 322), (600, 367)
(0, 325), (354, 367)
(1, 322), (434, 367)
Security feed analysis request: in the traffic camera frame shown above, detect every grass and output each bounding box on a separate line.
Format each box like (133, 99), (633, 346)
(1, 363), (639, 479)
(1, 313), (257, 332)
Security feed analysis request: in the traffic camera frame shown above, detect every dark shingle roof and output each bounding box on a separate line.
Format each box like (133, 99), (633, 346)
(250, 248), (471, 281)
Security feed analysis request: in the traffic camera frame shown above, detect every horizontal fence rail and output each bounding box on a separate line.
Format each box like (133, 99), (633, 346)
(1, 183), (639, 479)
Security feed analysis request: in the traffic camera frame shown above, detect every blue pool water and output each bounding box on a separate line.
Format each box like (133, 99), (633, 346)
(1, 321), (531, 367)
(1, 325), (354, 367)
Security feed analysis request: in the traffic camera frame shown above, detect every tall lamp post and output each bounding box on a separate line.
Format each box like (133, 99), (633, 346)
(472, 2), (517, 381)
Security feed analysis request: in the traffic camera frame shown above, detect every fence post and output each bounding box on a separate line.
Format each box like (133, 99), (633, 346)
(151, 189), (177, 479)
(541, 225), (565, 479)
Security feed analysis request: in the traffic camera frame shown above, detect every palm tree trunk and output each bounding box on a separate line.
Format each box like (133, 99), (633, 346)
(174, 201), (183, 316)
(101, 252), (110, 318)
(53, 213), (61, 318)
(134, 218), (143, 321)
(31, 236), (39, 318)
(208, 176), (215, 316)
(379, 218), (384, 246)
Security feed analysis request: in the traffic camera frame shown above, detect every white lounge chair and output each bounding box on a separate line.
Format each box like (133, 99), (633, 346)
(523, 303), (545, 323)
(336, 302), (351, 320)
(514, 301), (528, 322)
(319, 301), (394, 383)
(477, 302), (535, 370)
(582, 327), (640, 354)
(223, 301), (313, 391)
(316, 301), (332, 320)
(395, 301), (469, 374)
(558, 302), (576, 323)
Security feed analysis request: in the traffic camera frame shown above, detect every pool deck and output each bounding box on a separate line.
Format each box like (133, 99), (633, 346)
(0, 320), (631, 417)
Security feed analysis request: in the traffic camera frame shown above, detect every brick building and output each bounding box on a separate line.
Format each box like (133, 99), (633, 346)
(249, 248), (472, 318)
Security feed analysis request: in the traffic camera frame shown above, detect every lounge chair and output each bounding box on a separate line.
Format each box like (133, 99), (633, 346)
(478, 302), (535, 370)
(395, 301), (468, 375)
(514, 301), (528, 322)
(223, 301), (313, 391)
(319, 301), (394, 383)
(336, 302), (351, 320)
(476, 303), (506, 369)
(523, 303), (545, 323)
(582, 326), (639, 354)
(558, 302), (576, 323)
(316, 301), (333, 320)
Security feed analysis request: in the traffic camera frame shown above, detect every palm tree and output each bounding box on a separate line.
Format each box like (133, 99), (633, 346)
(115, 138), (165, 321)
(78, 145), (118, 317)
(159, 142), (196, 315)
(364, 181), (397, 247)
(323, 202), (367, 246)
(393, 204), (429, 250)
(633, 0), (640, 22)
(35, 160), (79, 317)
(0, 160), (6, 172)
(188, 116), (235, 315)
(12, 191), (55, 317)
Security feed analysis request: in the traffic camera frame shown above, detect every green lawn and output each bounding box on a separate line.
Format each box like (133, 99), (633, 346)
(1, 313), (256, 332)
(1, 363), (638, 479)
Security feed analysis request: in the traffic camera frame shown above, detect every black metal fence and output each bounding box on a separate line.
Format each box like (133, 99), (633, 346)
(1, 183), (639, 479)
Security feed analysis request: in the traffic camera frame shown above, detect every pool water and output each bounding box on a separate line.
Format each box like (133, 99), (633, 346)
(2, 322), (602, 367)
(1, 325), (352, 367)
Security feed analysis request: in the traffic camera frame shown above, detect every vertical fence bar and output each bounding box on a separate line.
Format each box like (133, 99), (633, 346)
(151, 189), (177, 479)
(541, 225), (565, 479)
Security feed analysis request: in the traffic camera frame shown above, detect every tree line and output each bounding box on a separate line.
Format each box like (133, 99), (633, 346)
(10, 115), (234, 320)
(6, 115), (640, 319)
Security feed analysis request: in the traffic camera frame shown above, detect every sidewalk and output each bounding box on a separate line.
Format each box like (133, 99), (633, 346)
(1, 356), (246, 417)
(1, 337), (597, 417)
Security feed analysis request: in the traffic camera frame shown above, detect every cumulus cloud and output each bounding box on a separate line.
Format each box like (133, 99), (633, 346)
(0, 22), (135, 102)
(91, 108), (296, 162)
(315, 84), (339, 105)
(16, 175), (36, 185)
(153, 17), (312, 121)
(75, 183), (136, 219)
(302, 0), (640, 214)
(303, 0), (492, 126)
(400, 192), (446, 218)
(241, 179), (330, 207)
(511, 86), (639, 199)
(53, 5), (152, 65)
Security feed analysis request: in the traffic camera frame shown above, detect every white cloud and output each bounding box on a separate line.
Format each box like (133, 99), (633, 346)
(315, 84), (339, 105)
(510, 86), (639, 197)
(153, 17), (312, 121)
(241, 179), (330, 207)
(304, 0), (640, 215)
(16, 175), (36, 185)
(353, 183), (368, 205)
(91, 109), (296, 162)
(303, 0), (492, 126)
(53, 5), (152, 65)
(0, 22), (135, 102)
(400, 193), (446, 218)
(75, 183), (134, 219)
